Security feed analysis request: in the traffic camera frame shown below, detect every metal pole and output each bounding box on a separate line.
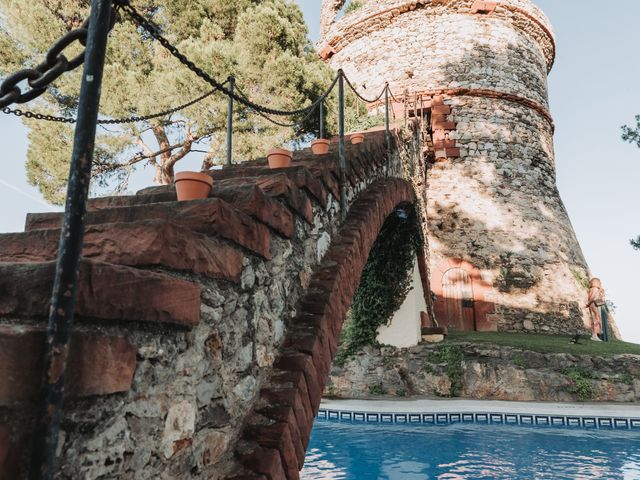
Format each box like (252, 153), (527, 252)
(338, 70), (347, 220)
(384, 83), (390, 148)
(319, 98), (324, 140)
(226, 75), (234, 166)
(28, 1), (113, 479)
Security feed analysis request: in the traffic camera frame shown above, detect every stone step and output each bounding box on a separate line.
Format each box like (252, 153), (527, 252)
(0, 326), (137, 406)
(90, 184), (294, 239)
(0, 219), (244, 283)
(0, 260), (201, 327)
(25, 197), (272, 259)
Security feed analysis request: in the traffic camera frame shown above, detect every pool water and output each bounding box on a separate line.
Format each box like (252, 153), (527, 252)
(302, 420), (640, 479)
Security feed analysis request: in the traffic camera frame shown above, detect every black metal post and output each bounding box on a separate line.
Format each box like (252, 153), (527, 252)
(28, 1), (113, 479)
(319, 98), (324, 140)
(338, 70), (347, 220)
(384, 83), (390, 148)
(226, 75), (234, 166)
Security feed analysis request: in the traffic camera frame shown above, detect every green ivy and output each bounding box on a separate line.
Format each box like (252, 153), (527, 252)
(336, 205), (422, 363)
(345, 1), (364, 15)
(368, 383), (387, 396)
(615, 373), (634, 385)
(429, 345), (464, 397)
(512, 355), (529, 369)
(563, 367), (595, 401)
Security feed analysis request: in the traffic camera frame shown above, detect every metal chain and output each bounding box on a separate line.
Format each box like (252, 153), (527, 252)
(0, 8), (117, 109)
(343, 75), (388, 104)
(1, 86), (219, 124)
(115, 0), (340, 118)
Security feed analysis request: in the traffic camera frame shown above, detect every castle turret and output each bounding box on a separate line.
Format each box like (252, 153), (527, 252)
(320, 0), (596, 335)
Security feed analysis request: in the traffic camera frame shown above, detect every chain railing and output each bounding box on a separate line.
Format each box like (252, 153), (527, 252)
(0, 1), (432, 477)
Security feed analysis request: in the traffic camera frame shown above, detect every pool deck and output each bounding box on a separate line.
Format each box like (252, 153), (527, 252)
(321, 398), (640, 418)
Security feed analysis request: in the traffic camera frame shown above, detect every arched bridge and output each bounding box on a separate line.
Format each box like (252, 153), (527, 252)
(0, 129), (427, 479)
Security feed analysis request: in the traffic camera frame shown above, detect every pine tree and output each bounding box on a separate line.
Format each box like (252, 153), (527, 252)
(622, 116), (640, 251)
(0, 0), (334, 203)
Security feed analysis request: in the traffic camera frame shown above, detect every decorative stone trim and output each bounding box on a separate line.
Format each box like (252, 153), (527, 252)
(470, 1), (498, 14)
(317, 409), (640, 430)
(431, 258), (497, 331)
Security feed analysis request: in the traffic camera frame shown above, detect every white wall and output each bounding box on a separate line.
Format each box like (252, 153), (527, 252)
(376, 256), (426, 348)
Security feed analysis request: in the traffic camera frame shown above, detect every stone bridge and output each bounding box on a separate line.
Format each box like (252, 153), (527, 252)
(0, 129), (426, 479)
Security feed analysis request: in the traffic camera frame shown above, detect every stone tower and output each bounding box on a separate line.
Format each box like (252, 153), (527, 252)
(319, 0), (597, 335)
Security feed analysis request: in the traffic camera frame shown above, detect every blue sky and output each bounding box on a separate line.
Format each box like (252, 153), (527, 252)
(1, 1), (639, 343)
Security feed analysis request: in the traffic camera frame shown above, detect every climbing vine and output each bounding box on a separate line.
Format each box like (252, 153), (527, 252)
(336, 204), (422, 362)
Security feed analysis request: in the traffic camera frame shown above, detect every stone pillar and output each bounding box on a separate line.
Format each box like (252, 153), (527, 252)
(320, 0), (595, 335)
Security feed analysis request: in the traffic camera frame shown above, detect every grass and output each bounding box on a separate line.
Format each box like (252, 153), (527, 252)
(446, 331), (640, 357)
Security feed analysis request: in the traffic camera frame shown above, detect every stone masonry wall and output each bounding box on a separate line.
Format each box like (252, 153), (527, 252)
(320, 0), (596, 334)
(0, 132), (405, 479)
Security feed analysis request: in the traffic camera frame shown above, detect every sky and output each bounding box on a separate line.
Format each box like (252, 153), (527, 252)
(1, 1), (639, 343)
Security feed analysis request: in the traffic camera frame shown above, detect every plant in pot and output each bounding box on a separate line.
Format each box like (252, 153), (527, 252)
(267, 147), (293, 169)
(311, 138), (330, 155)
(174, 171), (213, 201)
(347, 105), (385, 145)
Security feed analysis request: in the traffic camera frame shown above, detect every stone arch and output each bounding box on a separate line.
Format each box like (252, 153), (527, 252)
(431, 258), (496, 332)
(234, 178), (416, 480)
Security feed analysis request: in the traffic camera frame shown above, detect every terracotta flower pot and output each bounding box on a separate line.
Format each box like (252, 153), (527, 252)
(267, 148), (293, 169)
(174, 171), (213, 201)
(350, 133), (365, 145)
(311, 138), (330, 155)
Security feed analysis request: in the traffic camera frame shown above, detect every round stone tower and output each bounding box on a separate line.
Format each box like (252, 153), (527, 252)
(320, 0), (597, 335)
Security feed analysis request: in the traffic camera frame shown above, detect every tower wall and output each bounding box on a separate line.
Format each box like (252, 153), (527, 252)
(320, 0), (594, 334)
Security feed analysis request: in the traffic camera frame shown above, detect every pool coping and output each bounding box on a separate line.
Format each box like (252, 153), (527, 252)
(318, 398), (640, 430)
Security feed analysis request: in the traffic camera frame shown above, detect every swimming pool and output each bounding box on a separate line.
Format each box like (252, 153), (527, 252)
(302, 420), (640, 479)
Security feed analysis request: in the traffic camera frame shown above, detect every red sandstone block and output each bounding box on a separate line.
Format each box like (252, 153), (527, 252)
(431, 105), (451, 115)
(432, 129), (447, 141)
(433, 139), (457, 150)
(431, 114), (448, 124)
(0, 327), (136, 406)
(318, 44), (336, 60)
(243, 423), (299, 480)
(0, 220), (244, 283)
(237, 444), (285, 480)
(446, 147), (461, 158)
(0, 260), (201, 327)
(273, 351), (322, 413)
(26, 197), (272, 260)
(432, 121), (456, 131)
(257, 405), (305, 469)
(471, 0), (497, 14)
(432, 95), (445, 106)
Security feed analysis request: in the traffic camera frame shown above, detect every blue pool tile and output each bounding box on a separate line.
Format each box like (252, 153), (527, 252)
(630, 419), (640, 429)
(462, 413), (475, 423)
(505, 414), (518, 425)
(598, 418), (613, 429)
(475, 414), (489, 424)
(353, 412), (365, 422)
(449, 413), (461, 424)
(423, 414), (435, 424)
(613, 418), (629, 429)
(535, 416), (550, 426)
(567, 417), (582, 428)
(380, 414), (393, 423)
(409, 414), (422, 423)
(582, 417), (597, 428)
(436, 414), (449, 425)
(340, 412), (352, 421)
(395, 414), (408, 423)
(520, 415), (534, 425)
(366, 413), (379, 422)
(550, 416), (565, 427)
(317, 410), (327, 419)
(490, 414), (504, 424)
(328, 411), (339, 420)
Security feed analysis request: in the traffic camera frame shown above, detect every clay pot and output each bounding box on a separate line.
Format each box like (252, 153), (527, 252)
(311, 138), (330, 155)
(174, 171), (213, 201)
(267, 148), (293, 169)
(350, 133), (365, 144)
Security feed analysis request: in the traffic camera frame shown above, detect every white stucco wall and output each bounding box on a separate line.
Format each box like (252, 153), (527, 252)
(376, 256), (426, 348)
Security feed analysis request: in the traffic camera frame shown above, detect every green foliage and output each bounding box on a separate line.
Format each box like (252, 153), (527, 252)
(396, 388), (406, 397)
(563, 367), (595, 401)
(368, 383), (387, 396)
(631, 236), (640, 251)
(615, 373), (634, 385)
(338, 205), (422, 360)
(570, 267), (589, 289)
(344, 1), (364, 15)
(429, 345), (464, 397)
(512, 355), (529, 369)
(0, 0), (333, 201)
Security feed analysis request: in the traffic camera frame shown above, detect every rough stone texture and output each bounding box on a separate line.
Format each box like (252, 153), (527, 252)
(0, 131), (409, 479)
(327, 342), (640, 403)
(320, 0), (602, 336)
